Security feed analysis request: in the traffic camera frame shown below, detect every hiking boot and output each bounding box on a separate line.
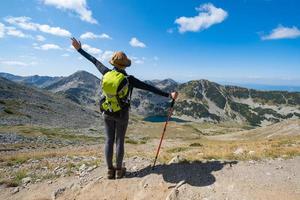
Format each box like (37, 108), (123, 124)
(107, 168), (115, 179)
(116, 167), (126, 179)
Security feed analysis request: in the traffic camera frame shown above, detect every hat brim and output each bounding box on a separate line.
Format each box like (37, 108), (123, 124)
(109, 59), (131, 68)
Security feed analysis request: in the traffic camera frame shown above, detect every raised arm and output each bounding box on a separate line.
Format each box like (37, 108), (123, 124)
(129, 75), (178, 99)
(71, 37), (110, 75)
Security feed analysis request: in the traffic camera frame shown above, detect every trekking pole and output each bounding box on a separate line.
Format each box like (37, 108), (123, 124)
(152, 98), (175, 170)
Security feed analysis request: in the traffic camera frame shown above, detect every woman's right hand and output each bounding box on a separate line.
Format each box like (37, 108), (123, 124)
(71, 37), (81, 50)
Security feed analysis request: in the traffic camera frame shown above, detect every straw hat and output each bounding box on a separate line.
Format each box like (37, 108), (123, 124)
(109, 51), (131, 68)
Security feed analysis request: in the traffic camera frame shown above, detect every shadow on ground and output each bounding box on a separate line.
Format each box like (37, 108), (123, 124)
(127, 160), (238, 187)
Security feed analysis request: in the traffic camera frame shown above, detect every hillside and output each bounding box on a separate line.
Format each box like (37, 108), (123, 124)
(2, 71), (300, 126)
(173, 80), (300, 126)
(44, 71), (102, 109)
(0, 77), (102, 129)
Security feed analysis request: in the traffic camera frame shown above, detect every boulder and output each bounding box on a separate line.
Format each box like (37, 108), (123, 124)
(21, 177), (32, 185)
(233, 148), (244, 155)
(168, 155), (186, 164)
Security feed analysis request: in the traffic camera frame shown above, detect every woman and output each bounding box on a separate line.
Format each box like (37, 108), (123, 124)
(71, 37), (178, 179)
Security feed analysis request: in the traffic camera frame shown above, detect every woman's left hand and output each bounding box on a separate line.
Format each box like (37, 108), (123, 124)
(71, 37), (81, 50)
(170, 92), (178, 100)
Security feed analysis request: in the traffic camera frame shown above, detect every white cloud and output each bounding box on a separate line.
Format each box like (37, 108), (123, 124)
(99, 50), (114, 62)
(0, 23), (6, 38)
(43, 0), (97, 24)
(38, 24), (71, 37)
(5, 16), (71, 37)
(62, 53), (70, 57)
(1, 60), (29, 66)
(0, 22), (30, 38)
(82, 44), (102, 55)
(80, 32), (112, 39)
(36, 35), (46, 41)
(98, 33), (112, 40)
(131, 56), (145, 64)
(175, 3), (228, 33)
(261, 25), (300, 40)
(5, 16), (36, 30)
(35, 43), (62, 50)
(129, 37), (146, 48)
(5, 27), (28, 38)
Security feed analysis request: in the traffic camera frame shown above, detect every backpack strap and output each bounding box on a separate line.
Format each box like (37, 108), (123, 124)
(128, 84), (133, 102)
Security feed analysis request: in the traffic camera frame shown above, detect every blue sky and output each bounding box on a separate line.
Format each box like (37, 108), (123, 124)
(0, 0), (299, 85)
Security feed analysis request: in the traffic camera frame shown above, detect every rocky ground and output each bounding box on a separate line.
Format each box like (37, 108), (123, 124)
(0, 119), (299, 200)
(1, 155), (300, 200)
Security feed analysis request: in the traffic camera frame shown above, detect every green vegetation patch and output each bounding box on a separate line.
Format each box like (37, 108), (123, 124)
(175, 100), (220, 121)
(286, 92), (300, 105)
(225, 86), (250, 99)
(125, 136), (149, 145)
(167, 146), (189, 153)
(189, 142), (203, 147)
(206, 85), (227, 109)
(250, 90), (287, 104)
(4, 108), (14, 114)
(229, 101), (263, 126)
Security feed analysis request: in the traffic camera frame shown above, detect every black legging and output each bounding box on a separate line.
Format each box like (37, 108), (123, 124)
(103, 110), (129, 169)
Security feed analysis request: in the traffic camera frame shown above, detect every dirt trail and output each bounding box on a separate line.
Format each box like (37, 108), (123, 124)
(2, 156), (300, 200)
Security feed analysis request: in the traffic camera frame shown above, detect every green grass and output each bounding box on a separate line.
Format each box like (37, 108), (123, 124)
(167, 147), (189, 153)
(5, 157), (28, 166)
(189, 142), (203, 147)
(125, 138), (139, 144)
(13, 169), (28, 186)
(125, 136), (150, 145)
(0, 168), (26, 187)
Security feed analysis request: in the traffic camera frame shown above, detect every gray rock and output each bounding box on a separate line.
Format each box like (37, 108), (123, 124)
(12, 187), (19, 194)
(233, 148), (244, 155)
(35, 179), (41, 183)
(86, 165), (97, 172)
(79, 164), (86, 171)
(96, 176), (103, 181)
(21, 177), (32, 185)
(249, 160), (255, 164)
(52, 187), (66, 200)
(175, 180), (186, 189)
(168, 155), (186, 164)
(53, 166), (60, 171)
(276, 165), (283, 170)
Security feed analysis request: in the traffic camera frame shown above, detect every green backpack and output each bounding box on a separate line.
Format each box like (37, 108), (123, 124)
(100, 70), (131, 113)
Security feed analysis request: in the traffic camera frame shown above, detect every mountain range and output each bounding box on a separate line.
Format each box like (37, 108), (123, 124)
(1, 71), (299, 127)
